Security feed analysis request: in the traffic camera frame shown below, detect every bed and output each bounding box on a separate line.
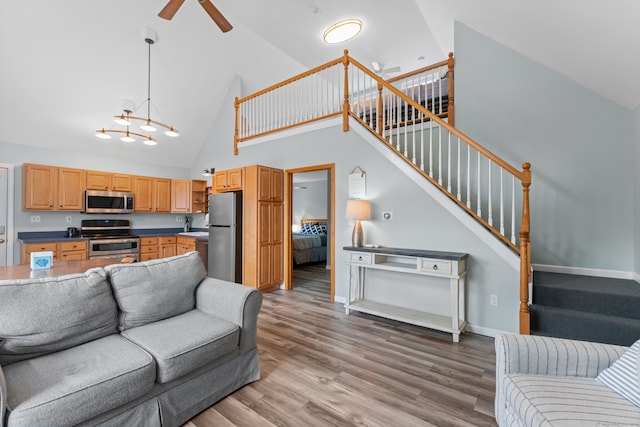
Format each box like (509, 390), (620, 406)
(292, 219), (327, 266)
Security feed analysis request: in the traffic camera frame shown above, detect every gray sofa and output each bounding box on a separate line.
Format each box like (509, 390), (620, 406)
(0, 252), (263, 427)
(495, 333), (640, 426)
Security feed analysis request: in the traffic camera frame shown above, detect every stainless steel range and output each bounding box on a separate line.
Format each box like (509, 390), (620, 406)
(81, 219), (140, 261)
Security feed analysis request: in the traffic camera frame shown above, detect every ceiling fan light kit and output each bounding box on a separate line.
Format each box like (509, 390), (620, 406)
(323, 19), (363, 44)
(95, 28), (178, 145)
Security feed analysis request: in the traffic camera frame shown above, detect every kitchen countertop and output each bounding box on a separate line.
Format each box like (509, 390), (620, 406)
(18, 228), (209, 243)
(0, 258), (116, 281)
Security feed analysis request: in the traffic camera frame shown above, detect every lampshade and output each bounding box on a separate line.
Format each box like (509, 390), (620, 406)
(345, 199), (371, 220)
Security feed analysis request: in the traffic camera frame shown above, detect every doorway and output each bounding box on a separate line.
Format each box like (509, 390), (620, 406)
(284, 164), (335, 300)
(0, 164), (15, 266)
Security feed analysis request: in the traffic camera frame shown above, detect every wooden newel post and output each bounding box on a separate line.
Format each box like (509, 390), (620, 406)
(519, 162), (532, 334)
(447, 52), (455, 127)
(342, 49), (350, 132)
(234, 97), (240, 155)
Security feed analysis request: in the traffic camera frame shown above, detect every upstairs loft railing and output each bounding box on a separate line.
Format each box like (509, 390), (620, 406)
(234, 51), (532, 334)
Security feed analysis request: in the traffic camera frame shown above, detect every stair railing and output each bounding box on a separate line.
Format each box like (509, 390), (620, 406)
(234, 50), (532, 333)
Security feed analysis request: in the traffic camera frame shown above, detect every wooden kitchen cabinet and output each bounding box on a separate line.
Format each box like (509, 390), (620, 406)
(21, 240), (87, 264)
(154, 178), (171, 213)
(86, 171), (133, 192)
(23, 164), (85, 211)
(134, 176), (154, 212)
(159, 236), (177, 258)
(177, 236), (196, 255)
(23, 164), (57, 210)
(213, 168), (243, 193)
(139, 236), (159, 261)
(57, 167), (86, 210)
(171, 179), (207, 213)
(243, 165), (284, 292)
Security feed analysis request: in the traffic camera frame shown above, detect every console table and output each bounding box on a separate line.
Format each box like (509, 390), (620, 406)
(344, 246), (468, 342)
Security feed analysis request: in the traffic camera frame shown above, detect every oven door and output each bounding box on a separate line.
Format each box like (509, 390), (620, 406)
(88, 238), (139, 260)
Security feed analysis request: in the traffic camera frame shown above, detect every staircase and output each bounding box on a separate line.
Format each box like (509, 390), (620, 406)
(531, 271), (640, 346)
(233, 50), (533, 333)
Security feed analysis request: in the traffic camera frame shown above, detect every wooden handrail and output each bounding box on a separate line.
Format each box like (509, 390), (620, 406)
(234, 52), (532, 334)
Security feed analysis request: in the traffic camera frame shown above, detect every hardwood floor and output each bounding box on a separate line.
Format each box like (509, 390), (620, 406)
(185, 264), (497, 426)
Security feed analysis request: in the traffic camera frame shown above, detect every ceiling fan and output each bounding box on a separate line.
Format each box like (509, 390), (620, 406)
(158, 0), (233, 33)
(371, 61), (401, 79)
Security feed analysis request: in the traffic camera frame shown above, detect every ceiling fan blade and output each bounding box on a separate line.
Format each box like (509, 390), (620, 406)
(199, 0), (233, 32)
(383, 66), (401, 74)
(158, 0), (186, 20)
(371, 61), (381, 73)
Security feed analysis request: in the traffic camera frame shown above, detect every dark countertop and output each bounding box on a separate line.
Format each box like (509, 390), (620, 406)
(343, 246), (468, 261)
(18, 228), (209, 243)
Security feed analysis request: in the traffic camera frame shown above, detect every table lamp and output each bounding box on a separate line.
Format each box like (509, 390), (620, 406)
(345, 199), (371, 247)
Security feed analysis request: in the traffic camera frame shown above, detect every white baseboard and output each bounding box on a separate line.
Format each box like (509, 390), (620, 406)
(533, 263), (637, 281)
(465, 324), (507, 339)
(334, 295), (346, 304)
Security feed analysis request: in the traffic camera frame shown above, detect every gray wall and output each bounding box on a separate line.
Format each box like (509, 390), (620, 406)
(292, 177), (328, 227)
(192, 75), (520, 334)
(635, 104), (640, 276)
(455, 22), (635, 271)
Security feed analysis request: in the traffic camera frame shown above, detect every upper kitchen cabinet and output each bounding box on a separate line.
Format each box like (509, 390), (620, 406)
(171, 179), (207, 213)
(155, 178), (171, 213)
(86, 171), (133, 192)
(213, 168), (243, 193)
(257, 166), (284, 202)
(23, 164), (85, 211)
(133, 176), (154, 212)
(23, 164), (57, 210)
(57, 167), (86, 210)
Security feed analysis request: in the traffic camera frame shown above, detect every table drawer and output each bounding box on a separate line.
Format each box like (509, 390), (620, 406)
(349, 252), (372, 265)
(420, 258), (451, 275)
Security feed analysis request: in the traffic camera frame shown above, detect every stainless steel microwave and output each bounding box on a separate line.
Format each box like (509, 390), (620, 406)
(84, 190), (134, 214)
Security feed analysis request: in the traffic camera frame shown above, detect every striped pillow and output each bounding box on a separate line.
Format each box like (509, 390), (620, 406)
(596, 339), (640, 407)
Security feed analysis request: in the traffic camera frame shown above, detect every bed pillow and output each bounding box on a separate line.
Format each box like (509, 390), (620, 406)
(595, 339), (640, 407)
(300, 222), (326, 235)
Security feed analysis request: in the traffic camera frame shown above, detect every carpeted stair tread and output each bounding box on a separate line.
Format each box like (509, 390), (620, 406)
(533, 271), (640, 320)
(530, 304), (640, 346)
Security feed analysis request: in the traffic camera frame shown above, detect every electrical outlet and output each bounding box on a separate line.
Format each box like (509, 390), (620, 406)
(66, 216), (73, 223)
(490, 294), (499, 306)
(382, 211), (393, 220)
(176, 216), (184, 223)
(30, 215), (41, 223)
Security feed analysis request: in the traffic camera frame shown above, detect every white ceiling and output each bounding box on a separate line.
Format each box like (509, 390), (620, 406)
(2, 1), (639, 169)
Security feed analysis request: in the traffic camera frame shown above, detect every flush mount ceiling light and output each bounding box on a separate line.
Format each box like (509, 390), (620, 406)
(323, 19), (362, 44)
(95, 28), (178, 145)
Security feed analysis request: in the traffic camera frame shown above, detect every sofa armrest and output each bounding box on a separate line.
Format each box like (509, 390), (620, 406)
(196, 278), (263, 353)
(494, 333), (628, 426)
(0, 365), (6, 427)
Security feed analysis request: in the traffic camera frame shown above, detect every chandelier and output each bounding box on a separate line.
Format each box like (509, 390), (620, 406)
(95, 28), (179, 145)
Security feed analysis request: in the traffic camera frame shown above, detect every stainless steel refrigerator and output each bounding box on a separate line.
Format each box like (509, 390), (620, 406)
(207, 192), (242, 283)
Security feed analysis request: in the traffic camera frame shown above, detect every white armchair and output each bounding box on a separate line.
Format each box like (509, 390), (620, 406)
(495, 333), (640, 426)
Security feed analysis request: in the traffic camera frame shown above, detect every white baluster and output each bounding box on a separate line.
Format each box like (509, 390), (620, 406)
(429, 120), (433, 177)
(477, 152), (481, 217)
(488, 161), (493, 226)
(511, 176), (516, 244)
(500, 168), (505, 237)
(457, 137), (461, 200)
(396, 94), (401, 151)
(447, 131), (451, 193)
(403, 97), (408, 156)
(420, 116), (425, 171)
(466, 146), (471, 208)
(438, 125), (442, 186)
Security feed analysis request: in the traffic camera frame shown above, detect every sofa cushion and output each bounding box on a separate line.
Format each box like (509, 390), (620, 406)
(0, 268), (118, 366)
(105, 252), (206, 330)
(3, 334), (155, 427)
(121, 309), (239, 384)
(504, 374), (640, 426)
(596, 339), (640, 407)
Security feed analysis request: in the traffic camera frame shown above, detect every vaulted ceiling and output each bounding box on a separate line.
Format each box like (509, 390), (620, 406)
(2, 1), (639, 168)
